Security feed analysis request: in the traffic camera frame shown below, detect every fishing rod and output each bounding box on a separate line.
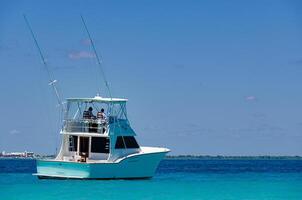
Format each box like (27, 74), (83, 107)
(80, 15), (112, 99)
(23, 14), (65, 110)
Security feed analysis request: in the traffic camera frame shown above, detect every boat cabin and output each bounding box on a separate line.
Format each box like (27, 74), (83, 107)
(56, 96), (140, 162)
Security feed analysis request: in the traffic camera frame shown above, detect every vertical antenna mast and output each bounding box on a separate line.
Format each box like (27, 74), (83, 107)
(80, 15), (112, 99)
(23, 14), (65, 110)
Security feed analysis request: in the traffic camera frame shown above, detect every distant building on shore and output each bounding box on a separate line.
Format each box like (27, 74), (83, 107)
(0, 151), (34, 158)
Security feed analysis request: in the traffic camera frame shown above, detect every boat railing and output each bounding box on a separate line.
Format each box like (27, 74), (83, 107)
(63, 119), (108, 134)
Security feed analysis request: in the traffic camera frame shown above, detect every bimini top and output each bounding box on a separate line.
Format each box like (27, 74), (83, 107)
(66, 95), (128, 103)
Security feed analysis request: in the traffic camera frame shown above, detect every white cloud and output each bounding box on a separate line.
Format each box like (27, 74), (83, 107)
(9, 129), (20, 135)
(81, 39), (92, 46)
(245, 96), (257, 101)
(68, 51), (95, 59)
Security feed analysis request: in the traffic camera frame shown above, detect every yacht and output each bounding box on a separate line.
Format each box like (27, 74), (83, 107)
(24, 15), (169, 179)
(34, 95), (170, 179)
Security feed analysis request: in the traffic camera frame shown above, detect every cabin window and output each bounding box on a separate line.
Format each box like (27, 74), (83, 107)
(115, 136), (139, 149)
(124, 136), (139, 148)
(69, 135), (78, 152)
(91, 137), (110, 153)
(115, 136), (125, 149)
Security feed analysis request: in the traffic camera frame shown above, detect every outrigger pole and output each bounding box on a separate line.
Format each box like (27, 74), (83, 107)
(80, 15), (112, 99)
(23, 14), (65, 110)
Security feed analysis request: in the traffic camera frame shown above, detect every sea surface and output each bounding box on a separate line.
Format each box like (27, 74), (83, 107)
(0, 159), (301, 200)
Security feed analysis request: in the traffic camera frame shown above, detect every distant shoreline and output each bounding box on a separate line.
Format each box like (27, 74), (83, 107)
(165, 155), (302, 160)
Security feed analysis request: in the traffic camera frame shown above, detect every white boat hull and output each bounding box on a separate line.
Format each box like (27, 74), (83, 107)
(35, 147), (169, 179)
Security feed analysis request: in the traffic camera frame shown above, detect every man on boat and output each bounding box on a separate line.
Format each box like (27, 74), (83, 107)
(87, 107), (96, 119)
(97, 108), (107, 120)
(97, 108), (107, 133)
(83, 107), (96, 119)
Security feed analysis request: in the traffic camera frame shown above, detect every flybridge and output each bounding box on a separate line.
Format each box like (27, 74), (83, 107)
(63, 95), (133, 136)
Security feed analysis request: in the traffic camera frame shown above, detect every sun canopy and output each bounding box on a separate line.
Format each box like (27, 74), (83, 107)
(66, 96), (128, 104)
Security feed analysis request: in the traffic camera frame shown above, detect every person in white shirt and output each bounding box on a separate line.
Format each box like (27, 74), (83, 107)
(97, 108), (107, 133)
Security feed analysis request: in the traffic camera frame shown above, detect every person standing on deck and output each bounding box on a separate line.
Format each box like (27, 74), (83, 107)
(98, 108), (107, 120)
(97, 108), (107, 133)
(87, 107), (96, 119)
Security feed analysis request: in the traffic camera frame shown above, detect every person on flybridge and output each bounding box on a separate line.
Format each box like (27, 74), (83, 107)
(97, 108), (107, 133)
(83, 107), (96, 119)
(97, 108), (107, 120)
(87, 107), (96, 119)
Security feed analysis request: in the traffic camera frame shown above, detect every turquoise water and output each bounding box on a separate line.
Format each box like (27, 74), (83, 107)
(1, 159), (302, 199)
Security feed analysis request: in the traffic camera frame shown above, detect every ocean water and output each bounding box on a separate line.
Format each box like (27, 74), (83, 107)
(0, 159), (302, 200)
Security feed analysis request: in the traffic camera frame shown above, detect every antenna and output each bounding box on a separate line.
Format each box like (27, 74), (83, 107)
(23, 14), (65, 110)
(80, 15), (112, 99)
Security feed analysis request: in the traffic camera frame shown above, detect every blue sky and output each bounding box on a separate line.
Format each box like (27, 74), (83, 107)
(1, 0), (302, 155)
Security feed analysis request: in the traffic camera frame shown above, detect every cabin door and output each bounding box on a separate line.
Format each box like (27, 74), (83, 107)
(79, 137), (89, 157)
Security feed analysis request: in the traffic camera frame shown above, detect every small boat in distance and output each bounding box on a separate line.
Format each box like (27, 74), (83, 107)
(24, 15), (170, 179)
(35, 95), (170, 179)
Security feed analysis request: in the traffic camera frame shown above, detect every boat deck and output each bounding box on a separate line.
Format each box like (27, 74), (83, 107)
(42, 147), (170, 164)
